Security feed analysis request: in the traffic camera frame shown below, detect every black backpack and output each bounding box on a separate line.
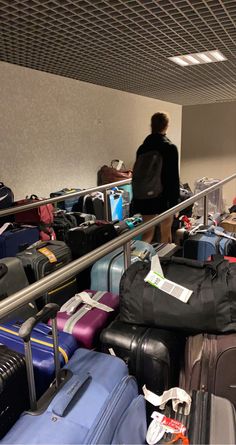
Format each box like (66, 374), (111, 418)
(132, 150), (163, 200)
(120, 256), (236, 335)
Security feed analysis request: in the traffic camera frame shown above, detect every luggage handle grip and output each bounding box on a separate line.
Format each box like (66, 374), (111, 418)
(19, 303), (59, 342)
(52, 373), (91, 417)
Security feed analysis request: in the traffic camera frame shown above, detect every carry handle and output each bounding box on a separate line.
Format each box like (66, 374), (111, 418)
(19, 303), (59, 342)
(52, 373), (91, 417)
(0, 263), (8, 279)
(111, 159), (125, 170)
(19, 304), (60, 412)
(161, 256), (206, 269)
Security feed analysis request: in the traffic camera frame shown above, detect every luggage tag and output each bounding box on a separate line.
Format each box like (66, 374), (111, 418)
(144, 255), (193, 303)
(143, 386), (191, 415)
(146, 412), (187, 445)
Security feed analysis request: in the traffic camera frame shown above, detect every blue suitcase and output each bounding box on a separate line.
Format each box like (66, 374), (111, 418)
(0, 320), (77, 398)
(2, 304), (147, 444)
(90, 240), (156, 294)
(183, 226), (236, 260)
(0, 224), (39, 258)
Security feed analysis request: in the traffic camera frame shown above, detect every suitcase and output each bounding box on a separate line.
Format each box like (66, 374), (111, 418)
(221, 213), (236, 233)
(180, 333), (236, 407)
(0, 224), (39, 258)
(0, 257), (37, 321)
(16, 240), (76, 308)
(108, 189), (123, 221)
(0, 345), (29, 439)
(183, 227), (236, 260)
(50, 188), (81, 212)
(69, 211), (96, 225)
(100, 319), (185, 395)
(51, 290), (119, 349)
(67, 221), (117, 259)
(72, 192), (105, 220)
(113, 216), (142, 235)
(147, 390), (236, 445)
(0, 182), (14, 225)
(52, 211), (77, 242)
(2, 304), (147, 444)
(90, 240), (156, 294)
(0, 320), (78, 398)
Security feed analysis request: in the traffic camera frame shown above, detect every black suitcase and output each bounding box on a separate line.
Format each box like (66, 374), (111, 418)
(0, 344), (29, 439)
(0, 257), (37, 321)
(67, 221), (117, 259)
(16, 240), (77, 308)
(100, 319), (185, 395)
(72, 193), (105, 220)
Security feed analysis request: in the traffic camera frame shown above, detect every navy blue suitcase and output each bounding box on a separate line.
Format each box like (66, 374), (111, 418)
(183, 226), (236, 260)
(1, 304), (147, 444)
(0, 225), (39, 258)
(0, 320), (78, 398)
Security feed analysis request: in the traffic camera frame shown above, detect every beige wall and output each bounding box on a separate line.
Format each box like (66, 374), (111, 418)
(181, 102), (236, 208)
(0, 62), (182, 200)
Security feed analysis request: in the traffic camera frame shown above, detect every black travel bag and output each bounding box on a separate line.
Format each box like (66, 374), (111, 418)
(16, 240), (77, 308)
(119, 255), (236, 334)
(52, 211), (77, 242)
(67, 221), (117, 259)
(0, 344), (29, 439)
(0, 257), (37, 321)
(100, 318), (185, 395)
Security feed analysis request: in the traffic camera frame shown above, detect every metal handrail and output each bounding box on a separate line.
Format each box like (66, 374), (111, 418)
(0, 178), (132, 218)
(0, 173), (235, 320)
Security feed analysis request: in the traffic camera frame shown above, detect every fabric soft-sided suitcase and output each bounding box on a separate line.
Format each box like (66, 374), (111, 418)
(221, 213), (236, 233)
(180, 333), (236, 407)
(0, 257), (37, 321)
(51, 290), (119, 349)
(0, 225), (39, 258)
(100, 319), (185, 395)
(0, 344), (29, 439)
(0, 320), (78, 398)
(16, 240), (77, 308)
(50, 188), (81, 212)
(90, 240), (156, 294)
(2, 304), (147, 444)
(154, 390), (236, 445)
(183, 227), (236, 260)
(67, 221), (117, 259)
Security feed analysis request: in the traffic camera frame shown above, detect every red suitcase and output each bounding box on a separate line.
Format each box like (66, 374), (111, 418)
(49, 290), (119, 349)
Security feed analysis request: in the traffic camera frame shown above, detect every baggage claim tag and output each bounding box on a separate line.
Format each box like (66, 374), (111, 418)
(144, 255), (192, 303)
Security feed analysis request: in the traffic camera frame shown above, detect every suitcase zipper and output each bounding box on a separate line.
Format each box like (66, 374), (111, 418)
(0, 325), (69, 363)
(87, 375), (133, 443)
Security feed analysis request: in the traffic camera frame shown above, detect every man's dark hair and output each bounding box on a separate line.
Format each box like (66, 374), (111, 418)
(151, 112), (169, 134)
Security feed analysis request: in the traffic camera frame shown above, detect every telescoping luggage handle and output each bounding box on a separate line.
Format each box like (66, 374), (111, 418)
(19, 303), (61, 412)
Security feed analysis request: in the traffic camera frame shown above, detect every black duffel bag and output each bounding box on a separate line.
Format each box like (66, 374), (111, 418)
(120, 256), (236, 335)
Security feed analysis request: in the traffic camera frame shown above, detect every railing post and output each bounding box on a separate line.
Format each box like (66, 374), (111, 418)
(203, 195), (208, 225)
(124, 242), (131, 270)
(103, 189), (110, 221)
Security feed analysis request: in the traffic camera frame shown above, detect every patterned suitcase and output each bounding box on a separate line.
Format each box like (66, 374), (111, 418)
(90, 240), (156, 294)
(50, 290), (119, 349)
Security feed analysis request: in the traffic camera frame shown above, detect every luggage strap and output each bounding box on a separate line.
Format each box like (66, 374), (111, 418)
(0, 325), (69, 363)
(60, 291), (114, 335)
(143, 386), (191, 415)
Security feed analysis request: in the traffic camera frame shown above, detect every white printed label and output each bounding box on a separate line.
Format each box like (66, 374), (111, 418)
(151, 254), (164, 277)
(144, 271), (192, 303)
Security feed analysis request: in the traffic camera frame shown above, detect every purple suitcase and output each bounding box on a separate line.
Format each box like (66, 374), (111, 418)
(49, 290), (119, 349)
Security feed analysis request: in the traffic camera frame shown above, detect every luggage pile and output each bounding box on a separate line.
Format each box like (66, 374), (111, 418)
(0, 177), (235, 444)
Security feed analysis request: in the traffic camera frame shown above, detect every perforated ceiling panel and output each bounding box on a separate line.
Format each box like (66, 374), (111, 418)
(0, 0), (235, 105)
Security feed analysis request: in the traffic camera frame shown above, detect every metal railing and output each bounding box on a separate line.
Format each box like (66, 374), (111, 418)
(0, 173), (235, 320)
(0, 178), (132, 221)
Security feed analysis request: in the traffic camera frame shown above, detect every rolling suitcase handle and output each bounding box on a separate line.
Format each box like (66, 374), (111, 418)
(19, 303), (60, 411)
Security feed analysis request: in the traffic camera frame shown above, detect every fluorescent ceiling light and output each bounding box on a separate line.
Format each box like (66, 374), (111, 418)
(209, 50), (226, 61)
(184, 55), (200, 64)
(170, 56), (188, 66)
(169, 49), (227, 66)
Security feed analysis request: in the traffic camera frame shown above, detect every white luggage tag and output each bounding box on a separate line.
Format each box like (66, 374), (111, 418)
(144, 254), (193, 303)
(143, 386), (191, 416)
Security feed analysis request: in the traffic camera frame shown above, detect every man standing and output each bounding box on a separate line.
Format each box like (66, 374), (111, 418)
(132, 112), (180, 243)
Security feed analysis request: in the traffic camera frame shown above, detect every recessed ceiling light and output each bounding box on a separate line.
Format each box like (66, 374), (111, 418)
(169, 50), (227, 66)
